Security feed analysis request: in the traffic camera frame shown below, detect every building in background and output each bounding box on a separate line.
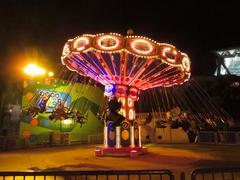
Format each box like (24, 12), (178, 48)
(214, 48), (240, 76)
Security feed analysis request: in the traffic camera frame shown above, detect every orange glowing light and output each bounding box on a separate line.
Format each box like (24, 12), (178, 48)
(23, 64), (46, 76)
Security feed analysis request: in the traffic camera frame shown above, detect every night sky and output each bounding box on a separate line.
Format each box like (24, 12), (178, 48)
(1, 0), (240, 82)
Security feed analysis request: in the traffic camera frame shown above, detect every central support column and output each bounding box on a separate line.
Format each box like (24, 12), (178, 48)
(97, 84), (148, 157)
(115, 85), (139, 121)
(114, 85), (140, 148)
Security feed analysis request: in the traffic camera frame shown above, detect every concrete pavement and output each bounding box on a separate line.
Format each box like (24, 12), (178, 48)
(0, 143), (239, 177)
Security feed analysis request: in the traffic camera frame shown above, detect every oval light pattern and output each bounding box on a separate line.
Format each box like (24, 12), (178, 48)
(129, 109), (134, 120)
(130, 39), (154, 55)
(128, 97), (133, 107)
(162, 47), (178, 63)
(116, 85), (127, 97)
(62, 43), (70, 58)
(73, 37), (90, 51)
(129, 87), (139, 100)
(182, 55), (191, 72)
(97, 35), (120, 50)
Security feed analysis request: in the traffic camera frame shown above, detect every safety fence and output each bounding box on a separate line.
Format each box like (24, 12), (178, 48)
(198, 131), (240, 144)
(0, 133), (103, 151)
(2, 131), (240, 151)
(0, 135), (18, 151)
(191, 167), (240, 180)
(0, 170), (174, 180)
(1, 167), (240, 180)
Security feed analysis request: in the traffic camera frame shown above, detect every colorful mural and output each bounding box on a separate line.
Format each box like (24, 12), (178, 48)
(20, 78), (105, 145)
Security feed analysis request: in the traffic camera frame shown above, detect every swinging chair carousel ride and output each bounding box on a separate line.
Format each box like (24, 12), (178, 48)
(61, 31), (191, 157)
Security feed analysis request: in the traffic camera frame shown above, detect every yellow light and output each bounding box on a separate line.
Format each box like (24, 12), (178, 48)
(24, 64), (46, 76)
(119, 97), (125, 106)
(119, 109), (126, 117)
(128, 98), (133, 107)
(182, 56), (191, 72)
(129, 109), (134, 120)
(162, 47), (176, 63)
(63, 119), (72, 125)
(48, 71), (54, 77)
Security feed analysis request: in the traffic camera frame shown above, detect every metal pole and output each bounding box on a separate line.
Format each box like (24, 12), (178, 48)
(104, 126), (108, 148)
(138, 126), (142, 147)
(116, 126), (121, 148)
(130, 126), (135, 148)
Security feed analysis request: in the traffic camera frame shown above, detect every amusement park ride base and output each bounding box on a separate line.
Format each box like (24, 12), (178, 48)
(95, 146), (148, 158)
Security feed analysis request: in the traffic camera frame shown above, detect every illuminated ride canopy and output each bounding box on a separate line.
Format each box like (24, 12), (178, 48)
(61, 33), (191, 121)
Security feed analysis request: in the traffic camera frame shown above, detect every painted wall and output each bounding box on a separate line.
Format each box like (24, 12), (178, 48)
(20, 78), (105, 145)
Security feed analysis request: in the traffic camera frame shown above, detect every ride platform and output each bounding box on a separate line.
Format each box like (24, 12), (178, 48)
(95, 146), (148, 158)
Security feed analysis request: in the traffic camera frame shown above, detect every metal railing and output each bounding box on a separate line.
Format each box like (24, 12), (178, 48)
(191, 167), (240, 180)
(198, 131), (218, 144)
(0, 135), (18, 150)
(0, 170), (174, 180)
(87, 133), (103, 144)
(198, 131), (240, 144)
(0, 133), (104, 151)
(218, 132), (240, 144)
(1, 167), (240, 180)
